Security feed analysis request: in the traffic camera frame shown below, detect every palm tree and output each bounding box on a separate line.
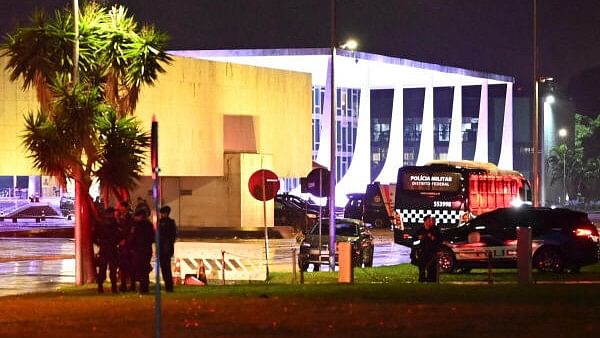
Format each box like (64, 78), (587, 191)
(95, 109), (150, 205)
(2, 2), (171, 284)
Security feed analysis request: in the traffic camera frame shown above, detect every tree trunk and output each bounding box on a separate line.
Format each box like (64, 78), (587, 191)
(75, 180), (97, 285)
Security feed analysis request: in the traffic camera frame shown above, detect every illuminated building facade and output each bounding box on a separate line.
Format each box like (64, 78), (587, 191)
(174, 49), (516, 205)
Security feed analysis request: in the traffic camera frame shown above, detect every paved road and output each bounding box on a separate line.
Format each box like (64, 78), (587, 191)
(0, 227), (408, 296)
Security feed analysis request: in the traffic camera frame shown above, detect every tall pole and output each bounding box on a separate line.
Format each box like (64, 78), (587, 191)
(563, 146), (566, 204)
(72, 0), (82, 286)
(532, 0), (540, 207)
(328, 0), (337, 271)
(151, 118), (162, 338)
(73, 0), (79, 84)
(261, 158), (270, 279)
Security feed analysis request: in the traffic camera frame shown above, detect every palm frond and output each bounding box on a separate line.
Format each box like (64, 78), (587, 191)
(94, 109), (150, 194)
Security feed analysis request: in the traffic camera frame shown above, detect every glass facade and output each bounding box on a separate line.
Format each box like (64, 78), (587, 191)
(283, 84), (514, 193)
(312, 86), (361, 182)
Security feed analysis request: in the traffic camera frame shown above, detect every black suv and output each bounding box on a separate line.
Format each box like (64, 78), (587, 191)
(274, 194), (320, 231)
(298, 218), (374, 271)
(437, 207), (599, 273)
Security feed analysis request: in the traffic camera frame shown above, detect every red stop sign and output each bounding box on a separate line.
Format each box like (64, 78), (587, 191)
(248, 169), (280, 201)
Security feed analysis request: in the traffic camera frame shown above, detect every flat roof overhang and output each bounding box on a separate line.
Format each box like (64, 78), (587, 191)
(169, 48), (514, 89)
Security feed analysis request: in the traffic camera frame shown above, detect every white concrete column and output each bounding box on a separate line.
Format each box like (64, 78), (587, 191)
(335, 71), (371, 206)
(374, 85), (404, 184)
(315, 57), (332, 169)
(497, 82), (514, 169)
(447, 85), (463, 161)
(27, 176), (41, 199)
(474, 81), (489, 163)
(416, 85), (434, 165)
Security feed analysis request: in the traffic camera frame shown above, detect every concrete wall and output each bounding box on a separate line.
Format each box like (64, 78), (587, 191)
(133, 56), (313, 178)
(0, 56), (40, 175)
(0, 54), (312, 178)
(0, 55), (312, 227)
(131, 153), (274, 228)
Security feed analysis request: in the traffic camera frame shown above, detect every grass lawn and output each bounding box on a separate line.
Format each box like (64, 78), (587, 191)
(1, 263), (599, 338)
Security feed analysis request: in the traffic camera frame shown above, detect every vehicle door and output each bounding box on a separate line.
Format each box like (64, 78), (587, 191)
(451, 210), (516, 262)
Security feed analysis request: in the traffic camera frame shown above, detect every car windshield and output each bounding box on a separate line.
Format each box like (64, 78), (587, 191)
(310, 221), (358, 237)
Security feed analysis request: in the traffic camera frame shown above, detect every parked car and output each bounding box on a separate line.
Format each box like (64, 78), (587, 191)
(274, 194), (320, 230)
(59, 196), (74, 217)
(344, 192), (391, 228)
(298, 218), (374, 271)
(434, 206), (599, 273)
(344, 182), (396, 228)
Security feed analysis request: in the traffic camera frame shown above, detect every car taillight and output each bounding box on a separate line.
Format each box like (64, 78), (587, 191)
(574, 228), (593, 237)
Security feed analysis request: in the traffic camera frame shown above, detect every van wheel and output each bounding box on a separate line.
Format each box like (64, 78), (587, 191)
(437, 246), (456, 273)
(533, 247), (564, 273)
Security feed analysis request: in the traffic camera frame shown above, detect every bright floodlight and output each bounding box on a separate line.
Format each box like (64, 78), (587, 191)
(558, 128), (567, 138)
(545, 94), (555, 104)
(341, 39), (358, 51)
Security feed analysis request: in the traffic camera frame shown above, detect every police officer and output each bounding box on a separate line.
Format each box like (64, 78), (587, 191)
(130, 209), (155, 294)
(158, 206), (177, 292)
(115, 200), (135, 292)
(415, 215), (442, 282)
(94, 207), (120, 293)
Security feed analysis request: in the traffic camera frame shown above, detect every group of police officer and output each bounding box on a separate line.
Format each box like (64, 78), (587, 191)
(94, 200), (177, 294)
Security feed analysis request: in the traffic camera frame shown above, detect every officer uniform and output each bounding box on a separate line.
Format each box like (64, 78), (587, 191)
(94, 207), (120, 293)
(415, 216), (442, 282)
(130, 210), (155, 293)
(158, 206), (177, 292)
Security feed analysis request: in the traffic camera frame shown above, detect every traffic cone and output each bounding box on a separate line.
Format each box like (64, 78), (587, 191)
(184, 260), (207, 286)
(197, 260), (207, 285)
(173, 258), (182, 285)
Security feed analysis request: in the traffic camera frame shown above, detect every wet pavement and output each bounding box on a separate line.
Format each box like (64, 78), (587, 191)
(0, 238), (75, 297)
(2, 214), (595, 296)
(0, 225), (407, 296)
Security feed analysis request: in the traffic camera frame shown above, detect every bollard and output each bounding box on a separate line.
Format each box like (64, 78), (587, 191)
(292, 248), (297, 284)
(487, 251), (493, 284)
(338, 242), (353, 284)
(221, 250), (226, 285)
(517, 226), (532, 284)
(299, 253), (305, 284)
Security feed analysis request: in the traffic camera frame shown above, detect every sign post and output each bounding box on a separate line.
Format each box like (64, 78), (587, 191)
(306, 168), (330, 270)
(151, 117), (161, 338)
(248, 169), (280, 279)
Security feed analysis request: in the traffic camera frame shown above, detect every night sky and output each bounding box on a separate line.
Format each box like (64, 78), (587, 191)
(2, 0), (600, 97)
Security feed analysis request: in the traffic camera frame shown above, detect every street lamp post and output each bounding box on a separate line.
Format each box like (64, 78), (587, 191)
(533, 0), (540, 207)
(558, 128), (567, 204)
(329, 0), (337, 271)
(540, 90), (554, 206)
